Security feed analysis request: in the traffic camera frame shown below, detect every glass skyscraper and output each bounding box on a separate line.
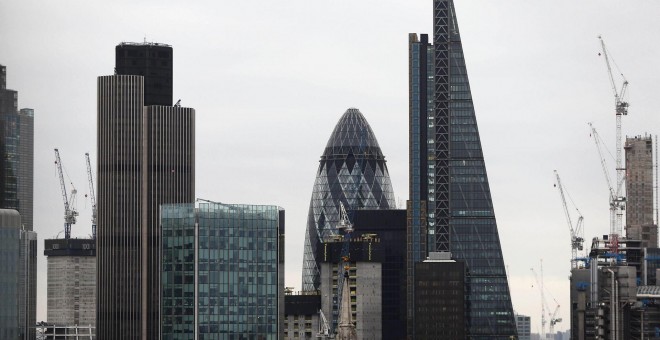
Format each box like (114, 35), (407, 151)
(407, 1), (517, 337)
(161, 202), (284, 340)
(301, 108), (396, 291)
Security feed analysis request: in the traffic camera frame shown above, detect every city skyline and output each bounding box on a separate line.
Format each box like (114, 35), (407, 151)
(2, 0), (660, 334)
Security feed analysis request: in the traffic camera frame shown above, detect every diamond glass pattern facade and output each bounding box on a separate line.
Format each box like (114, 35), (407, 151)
(302, 108), (396, 291)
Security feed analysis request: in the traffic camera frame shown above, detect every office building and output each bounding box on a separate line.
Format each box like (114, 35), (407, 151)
(0, 210), (21, 340)
(569, 238), (660, 339)
(350, 209), (406, 340)
(407, 1), (517, 337)
(160, 201), (284, 340)
(515, 314), (531, 340)
(413, 253), (466, 339)
(302, 108), (396, 292)
(0, 209), (37, 340)
(318, 238), (382, 339)
(0, 65), (34, 230)
(44, 238), (96, 328)
(96, 42), (195, 340)
(115, 42), (173, 106)
(407, 33), (433, 334)
(283, 295), (321, 340)
(625, 135), (657, 248)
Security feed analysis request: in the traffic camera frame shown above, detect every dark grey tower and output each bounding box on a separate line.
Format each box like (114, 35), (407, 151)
(407, 1), (517, 338)
(0, 65), (36, 340)
(96, 43), (195, 340)
(433, 1), (516, 336)
(115, 42), (173, 106)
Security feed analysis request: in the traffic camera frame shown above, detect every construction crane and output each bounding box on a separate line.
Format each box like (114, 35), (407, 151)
(54, 149), (78, 239)
(85, 153), (97, 239)
(333, 202), (354, 334)
(589, 123), (624, 255)
(531, 260), (562, 340)
(594, 36), (629, 254)
(553, 170), (585, 269)
(318, 310), (331, 338)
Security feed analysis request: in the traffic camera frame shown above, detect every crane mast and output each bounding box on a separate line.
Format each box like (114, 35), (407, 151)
(54, 149), (78, 239)
(554, 170), (584, 269)
(596, 36), (629, 254)
(85, 153), (97, 239)
(531, 260), (562, 339)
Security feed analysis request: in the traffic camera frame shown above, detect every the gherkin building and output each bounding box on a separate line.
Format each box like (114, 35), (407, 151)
(302, 108), (396, 291)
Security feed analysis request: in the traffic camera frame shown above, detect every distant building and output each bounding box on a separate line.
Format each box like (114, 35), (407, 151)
(0, 209), (36, 340)
(625, 135), (657, 248)
(570, 238), (660, 339)
(318, 237), (382, 339)
(160, 201), (284, 340)
(44, 238), (96, 329)
(283, 294), (321, 340)
(413, 253), (466, 340)
(515, 314), (531, 340)
(0, 65), (34, 230)
(96, 42), (195, 340)
(40, 324), (96, 340)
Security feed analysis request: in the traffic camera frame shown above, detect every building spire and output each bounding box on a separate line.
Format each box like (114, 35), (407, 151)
(336, 272), (357, 340)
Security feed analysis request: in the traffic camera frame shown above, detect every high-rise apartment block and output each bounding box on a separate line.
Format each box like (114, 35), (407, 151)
(625, 135), (657, 248)
(407, 1), (517, 337)
(96, 42), (195, 340)
(0, 209), (36, 340)
(160, 202), (285, 340)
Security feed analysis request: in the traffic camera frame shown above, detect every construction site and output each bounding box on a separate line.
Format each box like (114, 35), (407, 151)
(558, 37), (660, 339)
(41, 150), (97, 339)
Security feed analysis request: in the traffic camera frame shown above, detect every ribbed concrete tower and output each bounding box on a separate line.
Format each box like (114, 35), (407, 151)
(96, 43), (195, 340)
(302, 108), (396, 291)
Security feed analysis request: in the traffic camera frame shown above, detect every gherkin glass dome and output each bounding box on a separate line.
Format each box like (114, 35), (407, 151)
(302, 108), (396, 291)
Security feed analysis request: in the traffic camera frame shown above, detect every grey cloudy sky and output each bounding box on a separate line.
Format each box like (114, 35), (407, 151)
(2, 0), (659, 333)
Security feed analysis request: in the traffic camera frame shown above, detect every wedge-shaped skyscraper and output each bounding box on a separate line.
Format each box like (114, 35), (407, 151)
(302, 108), (396, 291)
(407, 0), (517, 337)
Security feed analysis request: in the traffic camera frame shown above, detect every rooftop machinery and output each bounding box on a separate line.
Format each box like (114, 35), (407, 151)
(54, 149), (78, 239)
(554, 170), (585, 269)
(85, 153), (97, 239)
(591, 36), (629, 254)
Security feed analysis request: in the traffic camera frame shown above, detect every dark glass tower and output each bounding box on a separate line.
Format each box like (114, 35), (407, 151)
(97, 43), (195, 340)
(302, 108), (396, 291)
(0, 65), (36, 340)
(407, 1), (517, 337)
(0, 66), (34, 230)
(116, 42), (173, 106)
(406, 33), (433, 334)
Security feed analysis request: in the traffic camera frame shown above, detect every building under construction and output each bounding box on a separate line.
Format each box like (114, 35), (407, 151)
(44, 238), (96, 329)
(569, 237), (660, 339)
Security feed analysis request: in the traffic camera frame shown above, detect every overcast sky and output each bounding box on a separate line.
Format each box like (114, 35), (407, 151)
(2, 0), (659, 334)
